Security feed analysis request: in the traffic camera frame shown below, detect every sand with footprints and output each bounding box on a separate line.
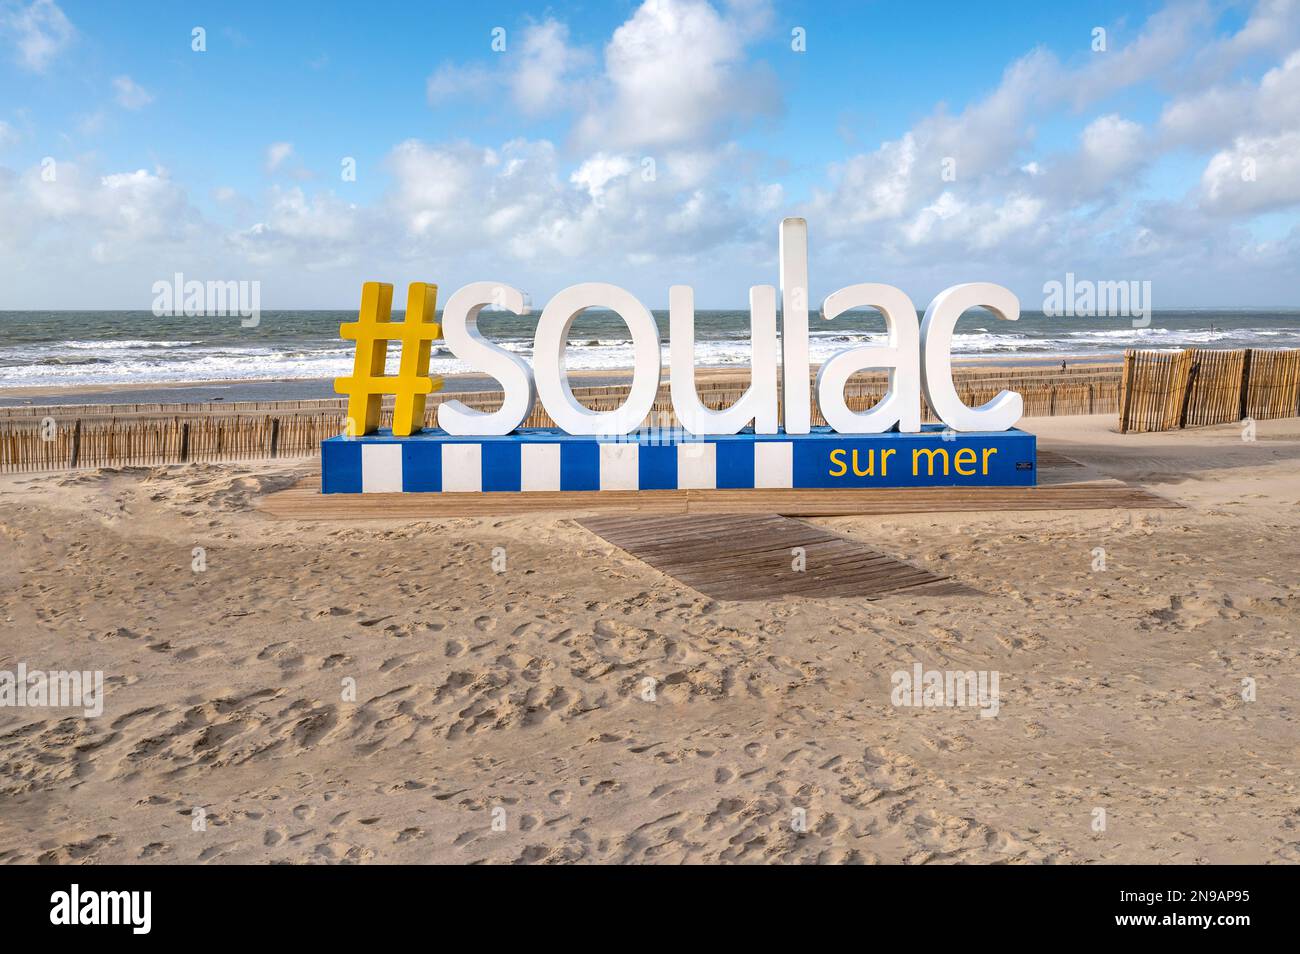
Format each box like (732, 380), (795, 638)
(1, 414), (1297, 863)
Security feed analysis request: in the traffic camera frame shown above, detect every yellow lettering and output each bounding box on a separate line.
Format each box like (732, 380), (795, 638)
(954, 448), (977, 475)
(913, 447), (949, 476)
(882, 447), (895, 476)
(851, 449), (873, 476)
(982, 447), (997, 474)
(829, 448), (847, 477)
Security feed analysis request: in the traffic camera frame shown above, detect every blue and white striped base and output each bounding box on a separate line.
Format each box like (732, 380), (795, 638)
(321, 427), (1036, 493)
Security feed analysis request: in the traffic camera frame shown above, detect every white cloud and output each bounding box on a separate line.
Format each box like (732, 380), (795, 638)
(511, 20), (590, 116)
(229, 187), (362, 269)
(1157, 37), (1300, 219)
(425, 1), (777, 150)
(1199, 130), (1300, 215)
(1064, 2), (1213, 106)
(803, 44), (1062, 241)
(1070, 114), (1147, 193)
(1184, 0), (1300, 83)
(0, 160), (198, 259)
(814, 133), (919, 226)
(903, 190), (963, 246)
(425, 18), (590, 117)
(1160, 81), (1255, 146)
(0, 119), (17, 148)
(901, 191), (1047, 252)
(386, 139), (503, 239)
(265, 142), (294, 173)
(972, 194), (1045, 250)
(6, 0), (1300, 309)
(1160, 48), (1300, 147)
(570, 153), (635, 201)
(1222, 0), (1300, 57)
(573, 0), (779, 151)
(384, 133), (759, 267)
(112, 75), (153, 110)
(800, 0), (1298, 267)
(1, 0), (73, 71)
(260, 187), (357, 242)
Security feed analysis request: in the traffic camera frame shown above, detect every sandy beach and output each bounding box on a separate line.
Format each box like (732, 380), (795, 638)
(1, 411), (1296, 864)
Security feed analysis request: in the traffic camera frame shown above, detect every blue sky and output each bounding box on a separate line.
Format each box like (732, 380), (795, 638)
(2, 0), (1298, 309)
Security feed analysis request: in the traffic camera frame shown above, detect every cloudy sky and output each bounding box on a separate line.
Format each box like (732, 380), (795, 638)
(1, 0), (1298, 310)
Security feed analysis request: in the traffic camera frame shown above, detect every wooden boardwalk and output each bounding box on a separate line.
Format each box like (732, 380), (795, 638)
(253, 449), (1179, 601)
(577, 513), (972, 600)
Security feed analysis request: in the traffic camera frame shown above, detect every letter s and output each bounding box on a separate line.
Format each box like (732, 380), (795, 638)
(437, 282), (536, 435)
(828, 448), (847, 477)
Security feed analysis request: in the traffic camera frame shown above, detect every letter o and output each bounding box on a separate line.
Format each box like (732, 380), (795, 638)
(533, 283), (661, 435)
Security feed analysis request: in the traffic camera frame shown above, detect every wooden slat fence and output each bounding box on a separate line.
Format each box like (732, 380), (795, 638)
(1244, 349), (1300, 421)
(1181, 348), (1246, 428)
(2, 366), (1122, 474)
(1119, 348), (1300, 433)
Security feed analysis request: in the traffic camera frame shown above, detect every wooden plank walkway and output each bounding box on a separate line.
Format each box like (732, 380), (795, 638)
(251, 449), (1178, 602)
(258, 470), (1179, 520)
(576, 513), (972, 600)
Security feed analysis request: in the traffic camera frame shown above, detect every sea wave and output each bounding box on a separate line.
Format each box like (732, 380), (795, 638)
(58, 339), (204, 350)
(3, 320), (1300, 388)
(1063, 327), (1290, 341)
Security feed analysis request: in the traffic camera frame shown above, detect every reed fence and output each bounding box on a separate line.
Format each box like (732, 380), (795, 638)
(1, 365), (1121, 474)
(1119, 348), (1300, 433)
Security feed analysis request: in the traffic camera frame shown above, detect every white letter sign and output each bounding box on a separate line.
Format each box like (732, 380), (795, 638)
(670, 284), (778, 434)
(533, 283), (661, 435)
(437, 282), (536, 435)
(920, 282), (1023, 431)
(815, 283), (921, 433)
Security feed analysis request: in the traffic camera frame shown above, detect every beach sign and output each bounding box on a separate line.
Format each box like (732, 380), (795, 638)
(322, 218), (1036, 493)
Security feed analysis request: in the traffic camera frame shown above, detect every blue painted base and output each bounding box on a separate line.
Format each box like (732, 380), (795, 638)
(321, 426), (1037, 494)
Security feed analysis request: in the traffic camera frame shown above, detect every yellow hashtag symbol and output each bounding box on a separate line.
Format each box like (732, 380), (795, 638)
(334, 281), (444, 437)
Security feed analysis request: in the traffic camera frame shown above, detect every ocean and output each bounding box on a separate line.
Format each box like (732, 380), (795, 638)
(3, 308), (1299, 391)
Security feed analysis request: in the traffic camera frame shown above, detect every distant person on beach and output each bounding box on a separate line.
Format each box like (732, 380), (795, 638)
(1060, 360), (1067, 371)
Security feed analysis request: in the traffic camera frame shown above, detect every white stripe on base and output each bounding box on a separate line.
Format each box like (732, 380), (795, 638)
(361, 444), (403, 493)
(441, 443), (483, 492)
(599, 442), (639, 490)
(521, 443), (561, 491)
(753, 441), (793, 488)
(676, 441), (716, 489)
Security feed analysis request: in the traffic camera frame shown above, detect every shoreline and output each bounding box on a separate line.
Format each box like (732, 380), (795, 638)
(0, 354), (1124, 407)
